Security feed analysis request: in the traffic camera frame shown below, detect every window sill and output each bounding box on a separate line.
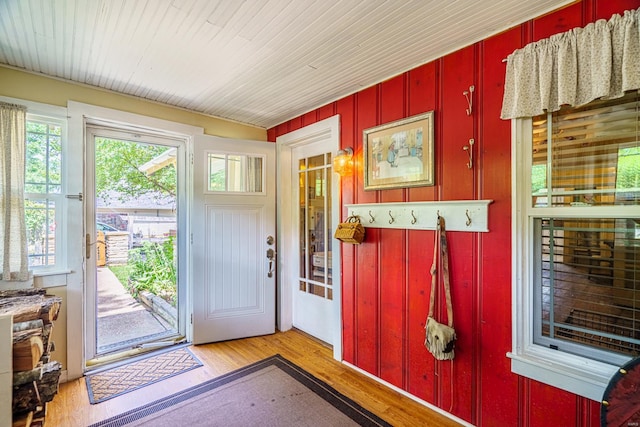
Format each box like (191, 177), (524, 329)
(33, 269), (72, 288)
(507, 348), (620, 401)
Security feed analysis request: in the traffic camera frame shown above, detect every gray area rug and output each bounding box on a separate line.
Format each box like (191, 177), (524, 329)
(89, 354), (391, 427)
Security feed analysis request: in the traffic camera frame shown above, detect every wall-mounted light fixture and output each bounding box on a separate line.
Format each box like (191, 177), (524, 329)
(332, 147), (354, 176)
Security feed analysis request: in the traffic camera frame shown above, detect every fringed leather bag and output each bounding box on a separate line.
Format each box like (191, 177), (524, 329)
(425, 216), (456, 360)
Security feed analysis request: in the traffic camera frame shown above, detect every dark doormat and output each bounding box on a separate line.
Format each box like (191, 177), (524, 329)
(85, 347), (202, 404)
(89, 354), (391, 426)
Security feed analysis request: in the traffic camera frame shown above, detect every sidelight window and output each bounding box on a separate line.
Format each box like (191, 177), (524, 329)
(25, 115), (66, 270)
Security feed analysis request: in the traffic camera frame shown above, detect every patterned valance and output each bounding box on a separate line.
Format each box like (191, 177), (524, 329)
(501, 7), (640, 119)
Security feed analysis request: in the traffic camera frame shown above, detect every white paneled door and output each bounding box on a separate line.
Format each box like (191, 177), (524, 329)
(192, 136), (276, 344)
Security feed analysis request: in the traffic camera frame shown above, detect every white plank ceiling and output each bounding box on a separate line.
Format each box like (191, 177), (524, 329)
(0, 0), (574, 129)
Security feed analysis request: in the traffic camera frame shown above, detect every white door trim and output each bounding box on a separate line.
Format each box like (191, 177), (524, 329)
(276, 115), (342, 361)
(66, 101), (203, 380)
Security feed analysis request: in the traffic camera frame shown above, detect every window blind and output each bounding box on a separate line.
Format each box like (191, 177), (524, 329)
(531, 90), (640, 208)
(536, 217), (640, 359)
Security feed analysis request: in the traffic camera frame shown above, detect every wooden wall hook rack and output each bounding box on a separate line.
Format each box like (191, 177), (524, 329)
(345, 200), (492, 232)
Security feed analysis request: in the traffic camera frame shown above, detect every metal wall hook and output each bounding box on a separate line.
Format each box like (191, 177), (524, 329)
(465, 210), (472, 226)
(410, 210), (417, 225)
(368, 210), (375, 223)
(463, 138), (474, 169)
(388, 210), (395, 224)
(463, 85), (474, 115)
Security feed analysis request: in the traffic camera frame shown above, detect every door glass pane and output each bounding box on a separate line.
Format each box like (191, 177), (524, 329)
(326, 169), (333, 285)
(208, 154), (226, 191)
(208, 153), (263, 192)
(309, 169), (325, 281)
(298, 153), (333, 297)
(308, 154), (325, 169)
(299, 169), (307, 278)
(94, 137), (179, 355)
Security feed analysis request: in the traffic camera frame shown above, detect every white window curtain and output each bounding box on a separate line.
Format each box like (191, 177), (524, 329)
(0, 101), (29, 281)
(501, 7), (640, 119)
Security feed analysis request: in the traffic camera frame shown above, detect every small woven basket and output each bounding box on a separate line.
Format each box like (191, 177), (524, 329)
(334, 215), (365, 244)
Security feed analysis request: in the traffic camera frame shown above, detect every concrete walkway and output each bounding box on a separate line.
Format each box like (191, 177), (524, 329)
(97, 267), (174, 353)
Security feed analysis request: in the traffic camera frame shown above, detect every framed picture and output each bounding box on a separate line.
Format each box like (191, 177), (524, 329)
(363, 111), (434, 191)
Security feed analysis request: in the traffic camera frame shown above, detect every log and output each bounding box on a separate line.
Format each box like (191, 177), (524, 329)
(13, 365), (44, 387)
(40, 296), (61, 323)
(0, 288), (45, 298)
(0, 294), (62, 324)
(12, 320), (44, 333)
(12, 362), (61, 416)
(32, 402), (47, 425)
(2, 290), (61, 425)
(13, 336), (44, 372)
(41, 324), (52, 355)
(12, 411), (33, 427)
(13, 328), (42, 344)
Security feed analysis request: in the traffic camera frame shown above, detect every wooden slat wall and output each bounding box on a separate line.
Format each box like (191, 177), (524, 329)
(268, 1), (640, 425)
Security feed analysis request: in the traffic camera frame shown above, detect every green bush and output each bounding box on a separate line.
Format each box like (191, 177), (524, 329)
(127, 237), (177, 307)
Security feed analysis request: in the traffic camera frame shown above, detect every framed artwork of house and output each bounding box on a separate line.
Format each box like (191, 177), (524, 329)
(363, 111), (434, 191)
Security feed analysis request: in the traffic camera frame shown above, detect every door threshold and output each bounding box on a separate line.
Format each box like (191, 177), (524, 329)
(86, 336), (187, 372)
(292, 327), (333, 349)
(97, 329), (179, 355)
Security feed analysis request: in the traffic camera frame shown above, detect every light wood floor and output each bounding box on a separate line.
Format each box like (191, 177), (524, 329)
(47, 329), (462, 426)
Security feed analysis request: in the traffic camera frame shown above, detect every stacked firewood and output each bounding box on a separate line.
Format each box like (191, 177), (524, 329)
(0, 288), (62, 427)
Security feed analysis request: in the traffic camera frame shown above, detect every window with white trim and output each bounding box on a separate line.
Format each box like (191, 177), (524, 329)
(25, 114), (67, 271)
(511, 90), (639, 401)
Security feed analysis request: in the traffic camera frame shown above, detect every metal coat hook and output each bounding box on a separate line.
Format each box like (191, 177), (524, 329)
(463, 138), (474, 169)
(410, 210), (417, 225)
(388, 210), (395, 224)
(465, 210), (472, 226)
(368, 210), (375, 223)
(463, 85), (474, 115)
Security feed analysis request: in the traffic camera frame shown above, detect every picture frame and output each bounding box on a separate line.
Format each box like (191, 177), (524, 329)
(363, 111), (434, 191)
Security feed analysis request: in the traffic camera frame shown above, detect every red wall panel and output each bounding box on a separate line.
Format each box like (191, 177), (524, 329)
(438, 45), (477, 420)
(595, 0), (640, 19)
(477, 24), (522, 427)
(317, 103), (336, 122)
(406, 229), (437, 402)
(532, 2), (584, 41)
(337, 95), (357, 365)
(407, 61), (439, 203)
(301, 111), (317, 127)
(269, 1), (636, 425)
(405, 61), (439, 401)
(354, 87), (380, 375)
(378, 75), (407, 387)
(288, 116), (302, 133)
(529, 380), (579, 426)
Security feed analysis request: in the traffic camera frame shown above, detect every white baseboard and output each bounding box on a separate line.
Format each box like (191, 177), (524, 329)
(341, 361), (474, 427)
